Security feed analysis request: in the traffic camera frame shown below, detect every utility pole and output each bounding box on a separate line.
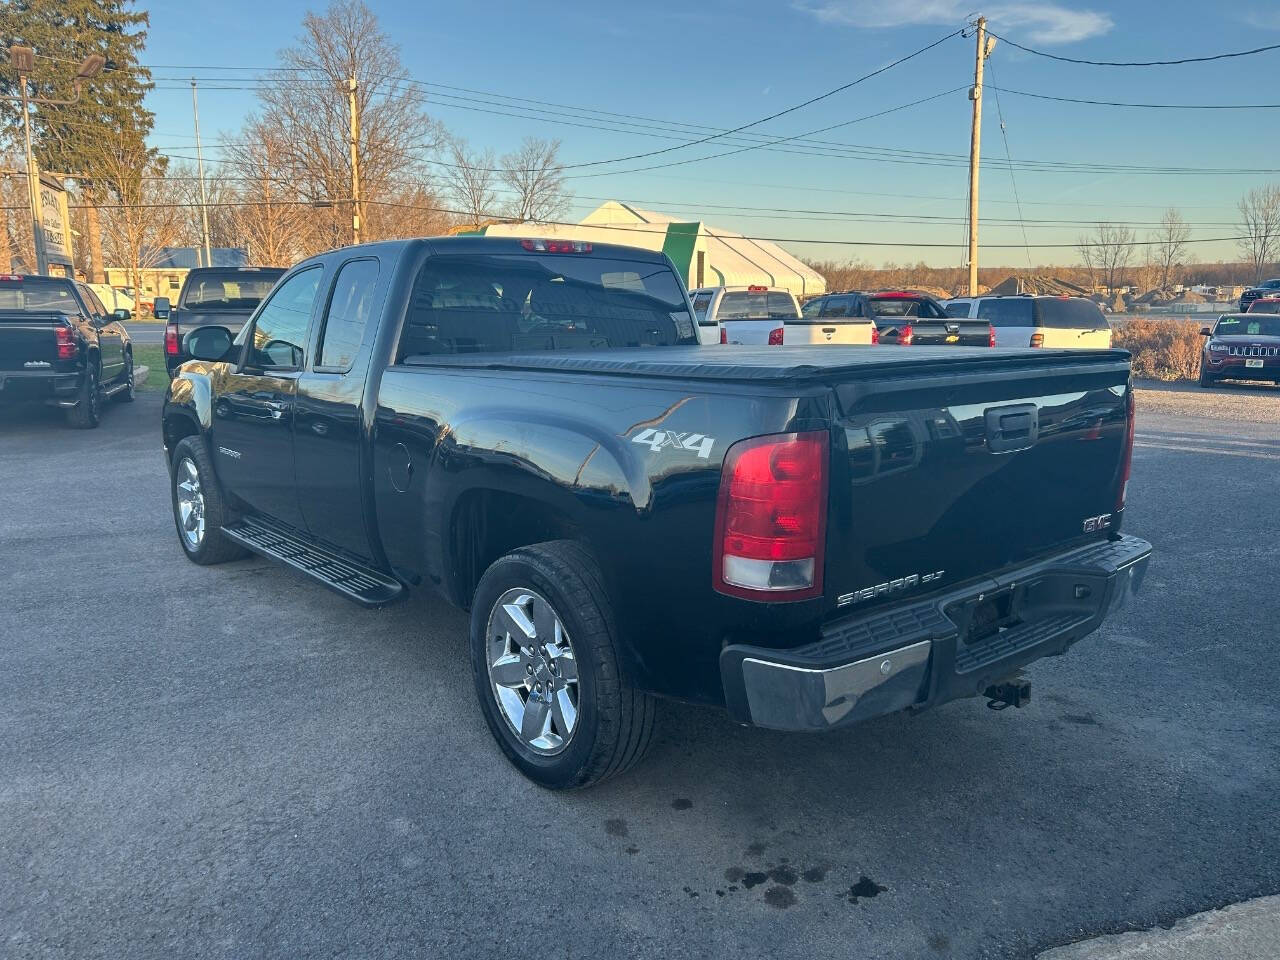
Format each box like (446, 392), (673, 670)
(966, 17), (993, 297)
(191, 79), (213, 268)
(347, 74), (362, 245)
(10, 47), (48, 275)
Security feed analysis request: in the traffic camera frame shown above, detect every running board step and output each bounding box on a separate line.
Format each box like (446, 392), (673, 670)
(221, 515), (404, 607)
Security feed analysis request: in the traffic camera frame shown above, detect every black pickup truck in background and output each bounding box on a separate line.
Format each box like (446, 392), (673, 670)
(161, 236), (1151, 789)
(868, 291), (994, 347)
(156, 265), (285, 375)
(0, 274), (135, 427)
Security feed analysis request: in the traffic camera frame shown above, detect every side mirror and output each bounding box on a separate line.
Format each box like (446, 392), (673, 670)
(112, 308), (132, 321)
(1200, 327), (1212, 336)
(153, 296), (171, 320)
(183, 325), (234, 362)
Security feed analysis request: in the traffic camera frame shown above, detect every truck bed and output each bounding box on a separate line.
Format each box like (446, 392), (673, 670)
(402, 345), (1127, 382)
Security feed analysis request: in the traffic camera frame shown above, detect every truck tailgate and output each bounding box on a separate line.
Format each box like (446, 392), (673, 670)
(0, 313), (63, 370)
(826, 354), (1131, 607)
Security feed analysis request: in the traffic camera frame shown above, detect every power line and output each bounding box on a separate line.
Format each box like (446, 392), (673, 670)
(988, 86), (1280, 110)
(985, 62), (1033, 270)
(986, 31), (1280, 67)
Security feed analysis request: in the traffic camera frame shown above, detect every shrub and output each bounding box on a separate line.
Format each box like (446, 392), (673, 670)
(1112, 317), (1204, 380)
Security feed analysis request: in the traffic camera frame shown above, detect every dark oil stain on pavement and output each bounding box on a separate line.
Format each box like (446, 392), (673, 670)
(745, 841), (767, 857)
(1062, 713), (1102, 726)
(764, 886), (797, 909)
(768, 865), (798, 886)
(741, 872), (769, 889)
(802, 865), (828, 883)
(724, 867), (745, 883)
(928, 933), (951, 952)
(671, 798), (693, 810)
(682, 886), (700, 899)
(605, 818), (628, 837)
(624, 846), (640, 855)
(844, 875), (888, 903)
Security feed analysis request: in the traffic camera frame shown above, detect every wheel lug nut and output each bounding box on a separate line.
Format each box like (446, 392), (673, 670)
(526, 664), (534, 674)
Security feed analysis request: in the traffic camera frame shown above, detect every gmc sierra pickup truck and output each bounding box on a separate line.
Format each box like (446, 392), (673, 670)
(161, 237), (1151, 789)
(0, 274), (135, 427)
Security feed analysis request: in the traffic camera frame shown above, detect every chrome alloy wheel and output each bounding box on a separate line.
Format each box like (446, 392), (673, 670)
(486, 588), (580, 755)
(175, 457), (206, 549)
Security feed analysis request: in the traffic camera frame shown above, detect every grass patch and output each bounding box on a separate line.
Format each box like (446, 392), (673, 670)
(131, 345), (170, 391)
(1112, 317), (1204, 381)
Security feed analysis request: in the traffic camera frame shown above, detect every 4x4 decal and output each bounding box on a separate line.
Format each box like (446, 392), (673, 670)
(631, 428), (716, 460)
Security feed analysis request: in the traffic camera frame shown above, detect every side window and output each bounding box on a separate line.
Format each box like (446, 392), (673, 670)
(317, 259), (379, 372)
(767, 291), (798, 320)
(800, 298), (823, 318)
(944, 301), (970, 318)
(246, 267), (321, 370)
(977, 299), (1033, 328)
(690, 292), (714, 321)
(78, 284), (105, 318)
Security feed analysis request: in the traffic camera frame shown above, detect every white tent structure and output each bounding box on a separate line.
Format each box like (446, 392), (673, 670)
(470, 201), (827, 299)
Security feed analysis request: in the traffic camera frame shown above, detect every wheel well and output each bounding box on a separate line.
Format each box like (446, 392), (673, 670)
(449, 489), (578, 610)
(163, 415), (200, 463)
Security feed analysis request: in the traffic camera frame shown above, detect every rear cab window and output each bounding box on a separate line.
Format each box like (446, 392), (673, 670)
(717, 290), (768, 321)
(1035, 298), (1109, 330)
(767, 291), (799, 320)
(179, 270), (285, 311)
(0, 277), (80, 314)
(397, 254), (696, 359)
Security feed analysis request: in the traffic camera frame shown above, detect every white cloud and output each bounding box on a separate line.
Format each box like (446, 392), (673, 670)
(797, 0), (1113, 45)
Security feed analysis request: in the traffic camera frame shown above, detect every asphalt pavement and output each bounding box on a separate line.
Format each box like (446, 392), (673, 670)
(1, 382), (1278, 960)
(123, 322), (164, 346)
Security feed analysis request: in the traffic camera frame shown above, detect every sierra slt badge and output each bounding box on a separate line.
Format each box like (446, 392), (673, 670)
(218, 446), (242, 460)
(837, 569), (945, 607)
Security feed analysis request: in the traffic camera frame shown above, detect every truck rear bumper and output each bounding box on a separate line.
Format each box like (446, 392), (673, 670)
(720, 534), (1152, 731)
(0, 369), (80, 405)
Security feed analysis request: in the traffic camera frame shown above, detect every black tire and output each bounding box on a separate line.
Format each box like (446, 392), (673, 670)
(1199, 364), (1215, 387)
(470, 540), (657, 789)
(117, 350), (136, 402)
(65, 359), (102, 429)
(170, 436), (248, 565)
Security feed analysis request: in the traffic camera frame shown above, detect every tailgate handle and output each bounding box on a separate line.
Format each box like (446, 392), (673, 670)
(985, 403), (1039, 454)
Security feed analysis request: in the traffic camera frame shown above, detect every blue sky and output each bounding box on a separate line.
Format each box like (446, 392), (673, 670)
(140, 0), (1280, 267)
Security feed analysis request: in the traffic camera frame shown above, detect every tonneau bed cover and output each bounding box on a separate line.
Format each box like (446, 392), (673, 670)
(403, 344), (1129, 382)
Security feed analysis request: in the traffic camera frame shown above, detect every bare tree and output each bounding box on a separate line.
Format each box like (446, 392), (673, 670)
(441, 135), (498, 228)
(1237, 185), (1280, 284)
(223, 119), (312, 265)
(500, 137), (570, 223)
(1078, 223), (1134, 297)
(249, 0), (444, 249)
(98, 136), (185, 297)
(1151, 207), (1189, 290)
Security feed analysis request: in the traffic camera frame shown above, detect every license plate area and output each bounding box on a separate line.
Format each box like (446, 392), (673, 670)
(1246, 358), (1264, 368)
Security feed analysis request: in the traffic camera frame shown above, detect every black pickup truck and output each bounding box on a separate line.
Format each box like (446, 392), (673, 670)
(0, 274), (135, 427)
(868, 291), (994, 347)
(161, 237), (1151, 788)
(156, 265), (285, 375)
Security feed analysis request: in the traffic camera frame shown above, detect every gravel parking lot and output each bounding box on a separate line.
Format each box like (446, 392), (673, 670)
(2, 382), (1277, 960)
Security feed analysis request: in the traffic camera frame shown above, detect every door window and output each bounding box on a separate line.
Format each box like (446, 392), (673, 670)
(317, 259), (379, 372)
(246, 266), (321, 370)
(78, 284), (107, 319)
(1035, 297), (1109, 330)
(800, 297), (824, 318)
(944, 300), (971, 318)
(820, 295), (853, 318)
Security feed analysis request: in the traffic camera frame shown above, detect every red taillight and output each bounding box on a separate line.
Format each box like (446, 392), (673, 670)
(164, 323), (180, 356)
(898, 324), (913, 345)
(768, 327), (784, 345)
(988, 325), (997, 348)
(1030, 332), (1044, 348)
(520, 238), (591, 254)
(719, 326), (728, 344)
(55, 325), (77, 360)
(713, 431), (828, 600)
(871, 325), (880, 345)
(1117, 384), (1135, 511)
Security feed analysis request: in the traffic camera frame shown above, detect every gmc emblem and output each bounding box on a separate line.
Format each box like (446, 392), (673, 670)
(1082, 513), (1113, 533)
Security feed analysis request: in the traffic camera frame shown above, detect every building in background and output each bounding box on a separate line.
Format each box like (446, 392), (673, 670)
(104, 247), (247, 308)
(469, 201), (827, 298)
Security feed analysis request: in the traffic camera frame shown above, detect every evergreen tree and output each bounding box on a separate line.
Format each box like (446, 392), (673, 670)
(0, 0), (154, 278)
